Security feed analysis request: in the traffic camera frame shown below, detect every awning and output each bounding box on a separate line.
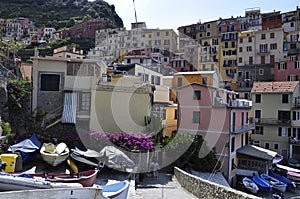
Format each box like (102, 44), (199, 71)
(237, 144), (277, 161)
(61, 92), (77, 123)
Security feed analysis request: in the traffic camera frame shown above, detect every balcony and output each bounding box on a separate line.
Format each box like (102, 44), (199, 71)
(294, 97), (300, 109)
(290, 137), (300, 145)
(231, 123), (255, 134)
(228, 100), (251, 108)
(256, 49), (270, 54)
(252, 118), (291, 126)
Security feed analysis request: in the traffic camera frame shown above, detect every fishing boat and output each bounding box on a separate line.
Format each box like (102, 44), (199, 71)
(101, 180), (130, 199)
(287, 171), (300, 182)
(269, 169), (296, 191)
(0, 187), (106, 199)
(273, 154), (284, 165)
(0, 172), (83, 191)
(252, 175), (272, 192)
(29, 169), (99, 187)
(261, 174), (287, 193)
(8, 133), (41, 162)
(40, 142), (69, 166)
(273, 164), (300, 182)
(242, 177), (259, 194)
(288, 158), (300, 168)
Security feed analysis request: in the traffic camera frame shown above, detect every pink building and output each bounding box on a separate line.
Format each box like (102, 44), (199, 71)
(177, 83), (253, 185)
(274, 54), (300, 81)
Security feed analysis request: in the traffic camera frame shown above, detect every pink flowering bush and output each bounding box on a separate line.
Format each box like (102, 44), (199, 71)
(86, 132), (154, 152)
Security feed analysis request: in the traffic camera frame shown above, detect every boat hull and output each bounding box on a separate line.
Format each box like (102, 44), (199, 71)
(261, 174), (286, 193)
(102, 180), (130, 199)
(242, 177), (259, 194)
(252, 175), (272, 192)
(40, 143), (69, 167)
(30, 169), (98, 187)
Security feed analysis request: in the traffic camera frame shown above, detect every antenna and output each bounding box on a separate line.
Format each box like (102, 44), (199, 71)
(133, 0), (138, 24)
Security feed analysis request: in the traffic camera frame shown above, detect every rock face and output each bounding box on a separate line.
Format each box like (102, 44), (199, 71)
(0, 83), (7, 115)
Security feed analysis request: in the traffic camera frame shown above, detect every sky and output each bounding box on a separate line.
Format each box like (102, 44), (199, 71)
(97, 0), (299, 31)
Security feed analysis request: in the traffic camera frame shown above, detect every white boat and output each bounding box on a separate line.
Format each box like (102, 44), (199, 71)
(95, 180), (130, 199)
(0, 172), (82, 191)
(40, 142), (69, 166)
(242, 177), (259, 194)
(0, 187), (106, 199)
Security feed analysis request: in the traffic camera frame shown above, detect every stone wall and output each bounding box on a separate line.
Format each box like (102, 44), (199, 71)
(174, 167), (260, 199)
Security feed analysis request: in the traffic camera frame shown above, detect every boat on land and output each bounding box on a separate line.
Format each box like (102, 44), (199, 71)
(273, 164), (300, 182)
(242, 177), (259, 194)
(252, 175), (272, 192)
(8, 133), (41, 162)
(0, 187), (106, 199)
(261, 174), (287, 193)
(288, 158), (300, 168)
(101, 180), (130, 199)
(29, 169), (99, 187)
(0, 171), (83, 191)
(269, 169), (296, 191)
(40, 142), (69, 166)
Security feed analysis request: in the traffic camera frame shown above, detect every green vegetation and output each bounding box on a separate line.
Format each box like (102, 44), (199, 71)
(0, 0), (123, 29)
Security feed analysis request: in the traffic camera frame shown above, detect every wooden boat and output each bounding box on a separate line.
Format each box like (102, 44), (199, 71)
(261, 174), (287, 193)
(0, 187), (106, 199)
(8, 133), (41, 162)
(269, 169), (296, 191)
(242, 177), (259, 194)
(101, 180), (130, 199)
(40, 142), (69, 166)
(0, 172), (83, 191)
(252, 175), (272, 192)
(288, 158), (300, 168)
(29, 169), (99, 187)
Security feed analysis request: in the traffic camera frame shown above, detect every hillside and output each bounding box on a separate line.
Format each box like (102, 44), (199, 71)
(0, 0), (123, 29)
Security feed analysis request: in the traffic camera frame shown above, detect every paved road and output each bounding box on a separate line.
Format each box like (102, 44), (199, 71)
(96, 170), (197, 199)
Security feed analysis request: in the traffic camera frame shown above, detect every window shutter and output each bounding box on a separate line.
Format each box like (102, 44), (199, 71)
(293, 111), (296, 120)
(278, 127), (282, 136)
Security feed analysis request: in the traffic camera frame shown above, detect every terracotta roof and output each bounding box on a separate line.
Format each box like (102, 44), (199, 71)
(251, 81), (299, 93)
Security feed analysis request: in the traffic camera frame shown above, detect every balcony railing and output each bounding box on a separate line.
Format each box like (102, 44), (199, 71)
(256, 49), (270, 54)
(251, 118), (291, 126)
(290, 137), (300, 145)
(228, 100), (251, 108)
(232, 123), (255, 134)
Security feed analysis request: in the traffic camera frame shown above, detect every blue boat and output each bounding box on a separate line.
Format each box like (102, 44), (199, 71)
(8, 134), (41, 162)
(269, 169), (296, 191)
(261, 174), (287, 193)
(252, 175), (272, 192)
(102, 180), (130, 199)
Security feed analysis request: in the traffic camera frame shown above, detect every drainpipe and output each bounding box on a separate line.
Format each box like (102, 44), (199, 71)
(228, 107), (232, 185)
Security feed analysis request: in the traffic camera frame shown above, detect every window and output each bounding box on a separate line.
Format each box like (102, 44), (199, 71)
(288, 75), (298, 81)
(79, 92), (91, 111)
(270, 32), (275, 38)
(254, 110), (261, 119)
(261, 56), (265, 64)
(282, 94), (289, 103)
(174, 109), (178, 119)
(231, 137), (235, 152)
(295, 61), (300, 69)
(255, 126), (264, 135)
(207, 24), (210, 28)
(261, 33), (266, 39)
(231, 158), (235, 170)
(255, 94), (261, 103)
(162, 109), (166, 120)
(177, 78), (182, 87)
(156, 32), (160, 36)
(278, 63), (287, 70)
(40, 74), (60, 91)
(206, 32), (210, 37)
(259, 69), (264, 75)
(239, 47), (243, 52)
(270, 55), (275, 64)
(238, 57), (243, 63)
(239, 38), (243, 43)
(248, 37), (252, 42)
(274, 143), (279, 150)
(202, 77), (207, 85)
(193, 111), (200, 123)
(265, 142), (270, 149)
(249, 57), (253, 65)
(270, 43), (277, 50)
(278, 127), (291, 137)
(293, 111), (300, 121)
(193, 90), (201, 100)
(260, 44), (268, 53)
(246, 46), (252, 52)
(253, 140), (260, 147)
